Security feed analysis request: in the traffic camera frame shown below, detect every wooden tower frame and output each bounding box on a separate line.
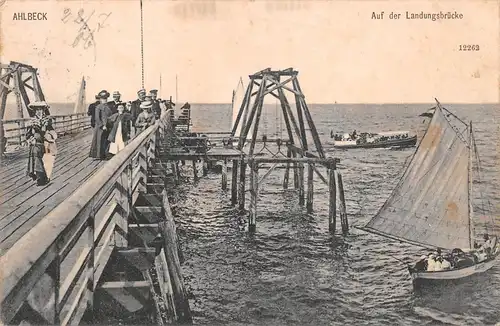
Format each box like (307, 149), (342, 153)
(0, 61), (46, 157)
(229, 68), (348, 234)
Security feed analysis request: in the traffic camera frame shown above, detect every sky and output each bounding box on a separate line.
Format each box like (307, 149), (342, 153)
(1, 0), (499, 105)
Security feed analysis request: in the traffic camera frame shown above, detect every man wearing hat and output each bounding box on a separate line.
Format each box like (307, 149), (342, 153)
(89, 90), (113, 160)
(149, 89), (162, 119)
(130, 88), (147, 127)
(107, 91), (122, 114)
(87, 95), (100, 128)
(135, 100), (156, 134)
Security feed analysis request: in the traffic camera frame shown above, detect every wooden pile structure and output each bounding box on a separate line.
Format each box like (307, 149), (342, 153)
(229, 68), (349, 234)
(0, 61), (46, 157)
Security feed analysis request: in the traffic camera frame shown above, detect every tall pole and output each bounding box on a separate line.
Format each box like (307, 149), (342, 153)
(159, 73), (162, 98)
(140, 0), (145, 89)
(176, 74), (178, 104)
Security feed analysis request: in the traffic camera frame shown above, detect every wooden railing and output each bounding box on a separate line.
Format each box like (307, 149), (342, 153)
(0, 116), (165, 325)
(0, 113), (91, 153)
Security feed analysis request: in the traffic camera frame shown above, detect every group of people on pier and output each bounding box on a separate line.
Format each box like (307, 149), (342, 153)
(25, 101), (57, 186)
(412, 234), (496, 272)
(87, 88), (171, 160)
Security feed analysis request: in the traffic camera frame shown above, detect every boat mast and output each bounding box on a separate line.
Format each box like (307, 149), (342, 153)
(468, 121), (474, 249)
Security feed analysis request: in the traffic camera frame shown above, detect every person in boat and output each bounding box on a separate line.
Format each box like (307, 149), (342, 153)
(352, 130), (357, 139)
(107, 91), (122, 114)
(135, 101), (156, 134)
(434, 256), (444, 271)
(89, 90), (113, 160)
(87, 95), (100, 128)
(413, 255), (428, 272)
(481, 234), (492, 255)
(426, 254), (437, 271)
(441, 255), (452, 270)
(26, 101), (55, 186)
(107, 103), (133, 156)
(130, 88), (147, 128)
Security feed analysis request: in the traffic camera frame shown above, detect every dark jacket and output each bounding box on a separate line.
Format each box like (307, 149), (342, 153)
(107, 113), (132, 142)
(130, 99), (142, 126)
(87, 101), (99, 128)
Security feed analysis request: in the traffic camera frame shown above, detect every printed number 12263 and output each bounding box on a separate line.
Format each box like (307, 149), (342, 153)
(459, 45), (480, 51)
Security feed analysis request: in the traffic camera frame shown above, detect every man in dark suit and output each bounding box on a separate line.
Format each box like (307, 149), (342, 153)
(130, 88), (146, 126)
(87, 95), (100, 128)
(107, 91), (122, 114)
(149, 89), (162, 119)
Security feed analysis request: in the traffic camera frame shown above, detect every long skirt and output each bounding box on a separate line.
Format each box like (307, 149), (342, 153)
(89, 127), (110, 159)
(108, 121), (126, 155)
(27, 143), (48, 183)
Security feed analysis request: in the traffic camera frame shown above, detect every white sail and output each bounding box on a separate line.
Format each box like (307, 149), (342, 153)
(231, 77), (245, 138)
(363, 104), (471, 250)
(73, 76), (86, 114)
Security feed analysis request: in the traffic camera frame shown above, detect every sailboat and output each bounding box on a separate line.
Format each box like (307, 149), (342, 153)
(358, 98), (499, 285)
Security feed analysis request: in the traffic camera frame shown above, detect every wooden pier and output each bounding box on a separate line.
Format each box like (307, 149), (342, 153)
(0, 65), (350, 325)
(0, 95), (193, 324)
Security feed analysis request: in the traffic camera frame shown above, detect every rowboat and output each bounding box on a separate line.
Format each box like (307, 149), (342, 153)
(358, 98), (499, 287)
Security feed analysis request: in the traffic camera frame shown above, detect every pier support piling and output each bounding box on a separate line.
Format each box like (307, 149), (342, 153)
(283, 149), (291, 189)
(238, 161), (246, 210)
(306, 163), (314, 213)
(231, 160), (238, 205)
(337, 172), (348, 235)
(328, 164), (337, 233)
(298, 163), (305, 205)
(222, 159), (227, 190)
(192, 160), (198, 181)
(202, 160), (208, 176)
(249, 161), (258, 232)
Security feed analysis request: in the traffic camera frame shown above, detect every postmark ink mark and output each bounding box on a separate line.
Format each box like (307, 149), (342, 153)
(61, 7), (112, 61)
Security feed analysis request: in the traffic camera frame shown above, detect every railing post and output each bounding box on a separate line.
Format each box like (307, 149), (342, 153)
(87, 211), (95, 322)
(0, 119), (5, 158)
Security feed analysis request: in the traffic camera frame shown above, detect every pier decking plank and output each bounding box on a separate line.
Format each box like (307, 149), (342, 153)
(0, 129), (106, 255)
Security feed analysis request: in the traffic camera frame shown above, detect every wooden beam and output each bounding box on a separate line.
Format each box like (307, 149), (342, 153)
(247, 77), (267, 156)
(292, 76), (308, 151)
(257, 161), (279, 187)
(306, 163), (314, 213)
(231, 160), (238, 205)
(221, 159), (227, 190)
(247, 157), (336, 165)
(329, 167), (336, 233)
(238, 160), (246, 210)
(249, 162), (258, 232)
(337, 171), (348, 235)
(293, 78), (325, 158)
(159, 190), (192, 323)
(230, 80), (253, 137)
(277, 87), (304, 149)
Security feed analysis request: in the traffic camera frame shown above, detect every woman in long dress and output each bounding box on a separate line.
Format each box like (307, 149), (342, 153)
(26, 101), (56, 186)
(89, 90), (113, 159)
(107, 103), (133, 156)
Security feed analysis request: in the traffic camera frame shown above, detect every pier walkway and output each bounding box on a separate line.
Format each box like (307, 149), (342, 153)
(0, 128), (103, 254)
(0, 112), (196, 325)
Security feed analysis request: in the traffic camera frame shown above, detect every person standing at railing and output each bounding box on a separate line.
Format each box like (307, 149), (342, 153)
(89, 90), (113, 160)
(26, 101), (55, 186)
(135, 101), (156, 134)
(107, 103), (132, 156)
(131, 88), (147, 128)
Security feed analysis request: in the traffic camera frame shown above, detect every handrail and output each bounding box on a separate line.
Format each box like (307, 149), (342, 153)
(1, 113), (91, 152)
(0, 116), (166, 325)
